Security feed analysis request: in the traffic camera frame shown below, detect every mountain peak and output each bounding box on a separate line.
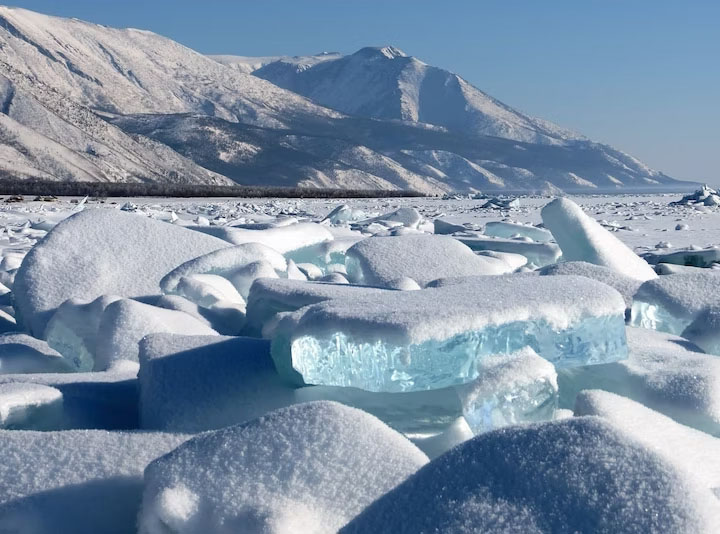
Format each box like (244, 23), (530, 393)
(353, 46), (407, 60)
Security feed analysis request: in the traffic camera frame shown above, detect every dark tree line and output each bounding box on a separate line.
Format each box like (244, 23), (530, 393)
(0, 179), (425, 199)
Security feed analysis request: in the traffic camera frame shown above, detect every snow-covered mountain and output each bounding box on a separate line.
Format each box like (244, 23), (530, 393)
(0, 6), (694, 193)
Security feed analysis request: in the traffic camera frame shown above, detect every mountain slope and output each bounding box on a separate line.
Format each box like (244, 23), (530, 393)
(252, 46), (583, 145)
(0, 6), (694, 193)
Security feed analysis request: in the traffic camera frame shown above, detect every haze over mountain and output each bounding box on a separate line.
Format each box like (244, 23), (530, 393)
(0, 6), (693, 193)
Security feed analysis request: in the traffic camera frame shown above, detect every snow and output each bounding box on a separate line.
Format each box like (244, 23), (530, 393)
(558, 327), (720, 435)
(0, 382), (63, 429)
(630, 271), (720, 335)
(139, 402), (428, 534)
(138, 334), (294, 432)
(94, 299), (218, 370)
(189, 222), (333, 254)
(341, 417), (720, 534)
(345, 234), (517, 287)
(575, 390), (720, 494)
(457, 234), (561, 267)
(271, 275), (626, 391)
(0, 333), (72, 374)
(483, 220), (553, 242)
(0, 429), (189, 534)
(456, 347), (558, 434)
(159, 243), (287, 294)
(542, 197), (658, 281)
(13, 209), (228, 337)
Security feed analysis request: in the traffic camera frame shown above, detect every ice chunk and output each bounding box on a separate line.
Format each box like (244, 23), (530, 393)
(245, 278), (388, 336)
(271, 275), (627, 392)
(484, 220), (553, 242)
(0, 333), (73, 374)
(411, 416), (473, 459)
(0, 383), (63, 430)
(630, 272), (720, 335)
(645, 246), (720, 268)
(189, 221), (333, 253)
(286, 259), (306, 280)
(95, 300), (218, 370)
(346, 235), (516, 287)
(173, 274), (246, 323)
(285, 237), (363, 275)
(341, 417), (720, 534)
(558, 327), (720, 436)
(159, 242), (287, 294)
(322, 204), (368, 224)
(432, 219), (467, 235)
(139, 334), (295, 432)
(683, 306), (720, 355)
(457, 234), (561, 267)
(456, 347), (558, 434)
(540, 261), (642, 310)
(0, 365), (139, 430)
(575, 390), (720, 494)
(45, 295), (121, 371)
(541, 197), (657, 281)
(139, 402), (428, 534)
(229, 259), (280, 299)
(355, 207), (422, 229)
(0, 429), (188, 534)
(13, 209), (228, 336)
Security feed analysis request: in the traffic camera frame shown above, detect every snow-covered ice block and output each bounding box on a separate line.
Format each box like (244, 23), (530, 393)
(0, 429), (189, 534)
(0, 333), (73, 374)
(341, 417), (720, 534)
(14, 209), (229, 336)
(630, 272), (720, 335)
(575, 390), (720, 494)
(541, 197), (657, 281)
(294, 385), (462, 437)
(190, 221), (333, 254)
(410, 416), (473, 459)
(139, 402), (428, 534)
(139, 334), (294, 432)
(45, 295), (121, 371)
(173, 274), (246, 331)
(245, 278), (389, 336)
(345, 235), (516, 287)
(322, 204), (368, 224)
(355, 207), (422, 229)
(285, 237), (363, 275)
(455, 347), (558, 434)
(540, 261), (642, 310)
(457, 234), (561, 267)
(558, 327), (720, 435)
(477, 249), (528, 271)
(683, 306), (720, 355)
(0, 365), (139, 430)
(0, 383), (63, 430)
(159, 242), (287, 293)
(432, 218), (467, 235)
(645, 247), (720, 268)
(95, 299), (218, 370)
(227, 259), (279, 299)
(484, 220), (553, 242)
(271, 275), (627, 392)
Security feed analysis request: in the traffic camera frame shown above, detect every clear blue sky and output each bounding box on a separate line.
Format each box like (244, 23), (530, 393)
(10, 1), (720, 184)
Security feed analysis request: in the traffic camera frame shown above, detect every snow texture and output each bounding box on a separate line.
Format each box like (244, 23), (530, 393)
(0, 382), (63, 429)
(0, 333), (72, 374)
(341, 417), (720, 534)
(139, 402), (428, 534)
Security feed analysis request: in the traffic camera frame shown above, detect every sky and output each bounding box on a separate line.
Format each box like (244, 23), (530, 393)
(10, 1), (720, 185)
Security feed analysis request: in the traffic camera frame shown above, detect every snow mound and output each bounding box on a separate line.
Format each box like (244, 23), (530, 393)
(539, 261), (642, 310)
(484, 220), (553, 243)
(345, 235), (516, 287)
(13, 209), (228, 336)
(271, 275), (627, 391)
(0, 382), (63, 430)
(94, 299), (218, 370)
(139, 334), (294, 432)
(341, 417), (720, 534)
(139, 402), (428, 534)
(0, 333), (72, 374)
(159, 243), (287, 294)
(575, 390), (720, 494)
(670, 185), (720, 207)
(0, 429), (188, 534)
(541, 197), (657, 281)
(189, 222), (333, 254)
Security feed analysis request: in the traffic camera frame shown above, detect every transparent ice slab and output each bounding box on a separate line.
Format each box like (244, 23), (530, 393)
(629, 300), (689, 335)
(278, 314), (628, 393)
